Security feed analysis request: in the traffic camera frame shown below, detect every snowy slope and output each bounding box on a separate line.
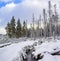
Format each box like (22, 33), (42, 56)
(33, 40), (60, 56)
(38, 53), (60, 61)
(1, 37), (60, 61)
(32, 39), (60, 61)
(0, 41), (35, 61)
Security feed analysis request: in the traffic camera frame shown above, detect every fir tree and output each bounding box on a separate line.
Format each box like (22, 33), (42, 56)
(10, 16), (16, 37)
(5, 22), (12, 38)
(16, 19), (22, 38)
(22, 21), (26, 37)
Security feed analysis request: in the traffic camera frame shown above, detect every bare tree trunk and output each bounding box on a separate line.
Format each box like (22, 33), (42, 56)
(26, 20), (27, 37)
(43, 9), (46, 38)
(48, 1), (52, 37)
(32, 13), (35, 40)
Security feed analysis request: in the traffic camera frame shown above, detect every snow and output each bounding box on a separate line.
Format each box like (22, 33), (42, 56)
(0, 42), (11, 48)
(32, 38), (60, 61)
(0, 37), (60, 61)
(38, 53), (56, 61)
(32, 40), (60, 57)
(0, 40), (35, 61)
(38, 53), (60, 61)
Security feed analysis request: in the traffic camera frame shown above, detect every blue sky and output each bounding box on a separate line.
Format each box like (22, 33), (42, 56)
(0, 0), (60, 34)
(0, 0), (22, 8)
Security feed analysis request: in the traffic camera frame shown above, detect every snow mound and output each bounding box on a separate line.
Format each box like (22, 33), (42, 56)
(38, 53), (56, 61)
(32, 39), (60, 61)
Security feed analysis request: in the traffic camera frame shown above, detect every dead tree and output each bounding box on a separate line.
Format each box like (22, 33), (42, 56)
(43, 9), (47, 38)
(37, 14), (41, 37)
(54, 4), (58, 37)
(26, 20), (27, 37)
(39, 15), (42, 37)
(32, 13), (35, 40)
(48, 1), (52, 37)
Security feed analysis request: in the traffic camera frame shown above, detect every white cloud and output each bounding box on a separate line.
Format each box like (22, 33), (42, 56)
(0, 2), (16, 14)
(0, 18), (2, 23)
(0, 0), (16, 13)
(21, 0), (48, 9)
(5, 2), (16, 11)
(6, 2), (16, 8)
(0, 27), (6, 34)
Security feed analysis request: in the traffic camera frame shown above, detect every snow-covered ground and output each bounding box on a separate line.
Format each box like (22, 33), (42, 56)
(32, 38), (60, 61)
(0, 36), (60, 61)
(0, 40), (35, 61)
(38, 53), (60, 61)
(0, 35), (29, 44)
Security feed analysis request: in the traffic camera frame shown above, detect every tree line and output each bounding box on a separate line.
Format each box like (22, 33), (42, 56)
(30, 1), (60, 38)
(6, 1), (60, 38)
(5, 16), (29, 38)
